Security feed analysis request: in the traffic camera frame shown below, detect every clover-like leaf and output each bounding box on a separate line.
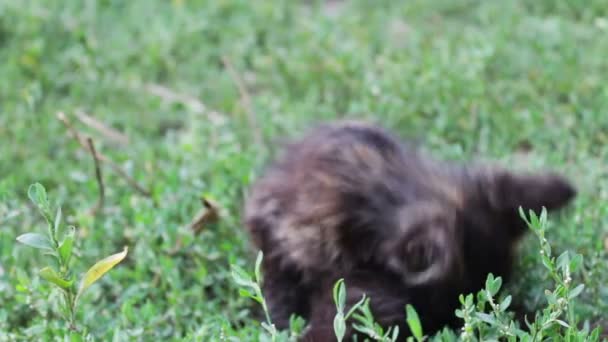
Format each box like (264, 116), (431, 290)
(485, 274), (502, 297)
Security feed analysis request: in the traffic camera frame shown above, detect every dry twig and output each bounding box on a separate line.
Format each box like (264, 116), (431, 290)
(167, 197), (221, 255)
(56, 112), (151, 197)
(189, 197), (220, 236)
(143, 83), (225, 124)
(86, 137), (105, 216)
(221, 56), (264, 147)
(75, 110), (130, 146)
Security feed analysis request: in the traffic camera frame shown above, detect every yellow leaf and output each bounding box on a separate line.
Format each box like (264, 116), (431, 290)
(77, 246), (128, 299)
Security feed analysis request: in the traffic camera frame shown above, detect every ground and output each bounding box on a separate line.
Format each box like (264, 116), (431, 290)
(0, 0), (607, 340)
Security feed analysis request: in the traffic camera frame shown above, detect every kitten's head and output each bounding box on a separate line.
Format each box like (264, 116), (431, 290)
(381, 166), (577, 287)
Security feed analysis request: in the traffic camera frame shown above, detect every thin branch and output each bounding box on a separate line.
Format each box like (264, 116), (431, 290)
(75, 110), (130, 146)
(56, 112), (151, 197)
(143, 83), (225, 124)
(86, 137), (105, 216)
(221, 56), (264, 147)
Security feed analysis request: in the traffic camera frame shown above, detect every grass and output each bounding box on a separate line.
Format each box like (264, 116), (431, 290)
(1, 0), (607, 340)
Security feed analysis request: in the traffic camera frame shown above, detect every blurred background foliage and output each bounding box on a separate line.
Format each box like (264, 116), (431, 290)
(1, 0), (607, 340)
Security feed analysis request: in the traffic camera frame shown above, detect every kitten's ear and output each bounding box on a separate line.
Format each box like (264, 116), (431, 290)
(473, 168), (577, 213)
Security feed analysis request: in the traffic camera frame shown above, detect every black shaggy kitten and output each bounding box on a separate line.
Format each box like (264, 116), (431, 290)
(244, 120), (576, 336)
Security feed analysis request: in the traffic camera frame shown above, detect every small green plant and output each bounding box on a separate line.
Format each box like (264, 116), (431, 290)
(231, 251), (304, 342)
(456, 274), (524, 341)
(231, 251), (278, 340)
(349, 297), (399, 342)
(518, 207), (600, 341)
(233, 211), (602, 342)
(15, 183), (128, 332)
(332, 278), (367, 342)
(454, 207), (602, 342)
(332, 280), (424, 342)
(340, 297), (422, 342)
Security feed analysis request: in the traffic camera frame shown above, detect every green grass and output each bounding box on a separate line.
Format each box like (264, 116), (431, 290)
(1, 0), (607, 340)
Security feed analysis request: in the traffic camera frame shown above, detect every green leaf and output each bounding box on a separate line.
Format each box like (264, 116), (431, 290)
(485, 274), (502, 296)
(58, 227), (75, 264)
(454, 309), (464, 319)
(475, 312), (496, 325)
(500, 295), (512, 311)
(39, 267), (73, 289)
(231, 265), (255, 289)
(352, 324), (377, 339)
(528, 209), (540, 229)
(543, 240), (552, 256)
(333, 312), (346, 342)
(569, 284), (585, 299)
(546, 292), (557, 305)
(539, 207), (548, 227)
(569, 254), (583, 273)
(260, 322), (277, 336)
(238, 288), (253, 299)
(70, 329), (84, 342)
(405, 304), (423, 340)
(493, 276), (502, 293)
(333, 278), (346, 311)
(464, 294), (474, 307)
(28, 183), (50, 217)
(16, 232), (53, 250)
(477, 290), (487, 304)
(458, 294), (466, 305)
(345, 295), (367, 319)
(590, 327), (601, 340)
(251, 294), (264, 305)
(77, 246), (128, 299)
(541, 255), (553, 271)
(254, 251), (263, 284)
(391, 326), (400, 342)
(556, 251), (570, 271)
(240, 290), (263, 305)
(485, 273), (494, 291)
(518, 207), (531, 227)
(54, 206), (62, 234)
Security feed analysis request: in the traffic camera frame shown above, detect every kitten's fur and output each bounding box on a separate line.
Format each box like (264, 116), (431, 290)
(244, 121), (576, 337)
